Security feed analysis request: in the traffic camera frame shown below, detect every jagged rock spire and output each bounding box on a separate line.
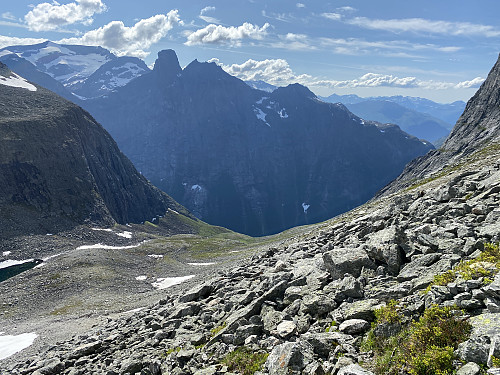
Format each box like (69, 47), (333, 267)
(153, 49), (181, 83)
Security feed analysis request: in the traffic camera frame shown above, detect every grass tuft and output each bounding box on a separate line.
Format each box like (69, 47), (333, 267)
(221, 347), (268, 375)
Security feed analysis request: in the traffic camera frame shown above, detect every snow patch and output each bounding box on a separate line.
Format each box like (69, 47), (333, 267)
(302, 203), (310, 213)
(2, 251), (11, 256)
(0, 50), (13, 58)
(147, 254), (164, 259)
(0, 332), (37, 360)
(187, 262), (216, 266)
(151, 275), (195, 290)
(253, 107), (270, 127)
(122, 307), (144, 314)
(278, 109), (288, 119)
(116, 231), (132, 239)
(0, 259), (34, 269)
(76, 243), (141, 250)
(256, 96), (269, 105)
(135, 275), (147, 281)
(91, 228), (113, 232)
(0, 73), (37, 91)
(191, 184), (203, 192)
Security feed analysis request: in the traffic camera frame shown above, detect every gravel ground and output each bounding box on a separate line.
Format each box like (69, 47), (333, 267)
(0, 222), (308, 366)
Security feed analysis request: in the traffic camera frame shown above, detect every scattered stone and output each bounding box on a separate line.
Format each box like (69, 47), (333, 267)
(339, 319), (370, 335)
(337, 363), (375, 375)
(457, 362), (481, 375)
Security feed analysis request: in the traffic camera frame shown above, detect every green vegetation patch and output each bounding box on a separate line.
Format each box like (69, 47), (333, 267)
(374, 300), (402, 325)
(164, 347), (181, 357)
(50, 299), (84, 316)
(325, 320), (337, 332)
(425, 243), (500, 293)
(210, 322), (227, 337)
(221, 347), (268, 375)
(362, 304), (471, 375)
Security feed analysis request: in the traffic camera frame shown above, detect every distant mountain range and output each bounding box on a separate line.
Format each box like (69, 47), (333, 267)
(242, 82), (466, 145)
(81, 49), (433, 236)
(321, 93), (466, 126)
(320, 94), (466, 145)
(0, 41), (464, 146)
(0, 41), (148, 100)
(0, 42), (436, 236)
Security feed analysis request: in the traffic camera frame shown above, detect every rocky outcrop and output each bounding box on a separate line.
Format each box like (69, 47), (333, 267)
(0, 63), (190, 238)
(84, 50), (433, 236)
(380, 53), (500, 196)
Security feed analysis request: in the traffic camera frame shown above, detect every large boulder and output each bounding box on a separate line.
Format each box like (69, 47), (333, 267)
(456, 313), (500, 365)
(265, 341), (314, 374)
(323, 248), (375, 280)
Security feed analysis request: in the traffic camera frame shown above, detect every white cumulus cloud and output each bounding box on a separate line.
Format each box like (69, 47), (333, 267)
(309, 73), (485, 90)
(347, 17), (500, 38)
(24, 0), (106, 32)
(58, 10), (182, 57)
(296, 3), (306, 8)
(311, 73), (420, 89)
(185, 22), (270, 46)
(211, 57), (485, 93)
(212, 58), (311, 86)
(454, 77), (485, 89)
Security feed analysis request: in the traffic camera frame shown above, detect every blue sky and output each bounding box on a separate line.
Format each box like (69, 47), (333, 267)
(1, 0), (499, 102)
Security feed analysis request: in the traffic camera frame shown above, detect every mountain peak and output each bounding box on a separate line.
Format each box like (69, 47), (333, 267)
(153, 49), (181, 83)
(441, 53), (500, 154)
(274, 83), (316, 100)
(183, 58), (227, 77)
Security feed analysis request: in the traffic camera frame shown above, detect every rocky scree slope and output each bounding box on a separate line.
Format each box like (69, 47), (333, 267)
(0, 62), (190, 238)
(83, 49), (433, 236)
(5, 104), (500, 374)
(381, 53), (500, 196)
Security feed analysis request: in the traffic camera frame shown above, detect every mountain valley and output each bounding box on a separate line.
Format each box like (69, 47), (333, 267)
(1, 52), (500, 374)
(0, 40), (499, 375)
(81, 49), (433, 236)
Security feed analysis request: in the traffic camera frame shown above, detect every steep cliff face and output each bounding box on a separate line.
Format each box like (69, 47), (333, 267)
(0, 62), (189, 238)
(380, 54), (500, 196)
(84, 50), (433, 236)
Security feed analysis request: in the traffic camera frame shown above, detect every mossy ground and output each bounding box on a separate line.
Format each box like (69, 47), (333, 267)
(221, 347), (268, 375)
(425, 243), (500, 293)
